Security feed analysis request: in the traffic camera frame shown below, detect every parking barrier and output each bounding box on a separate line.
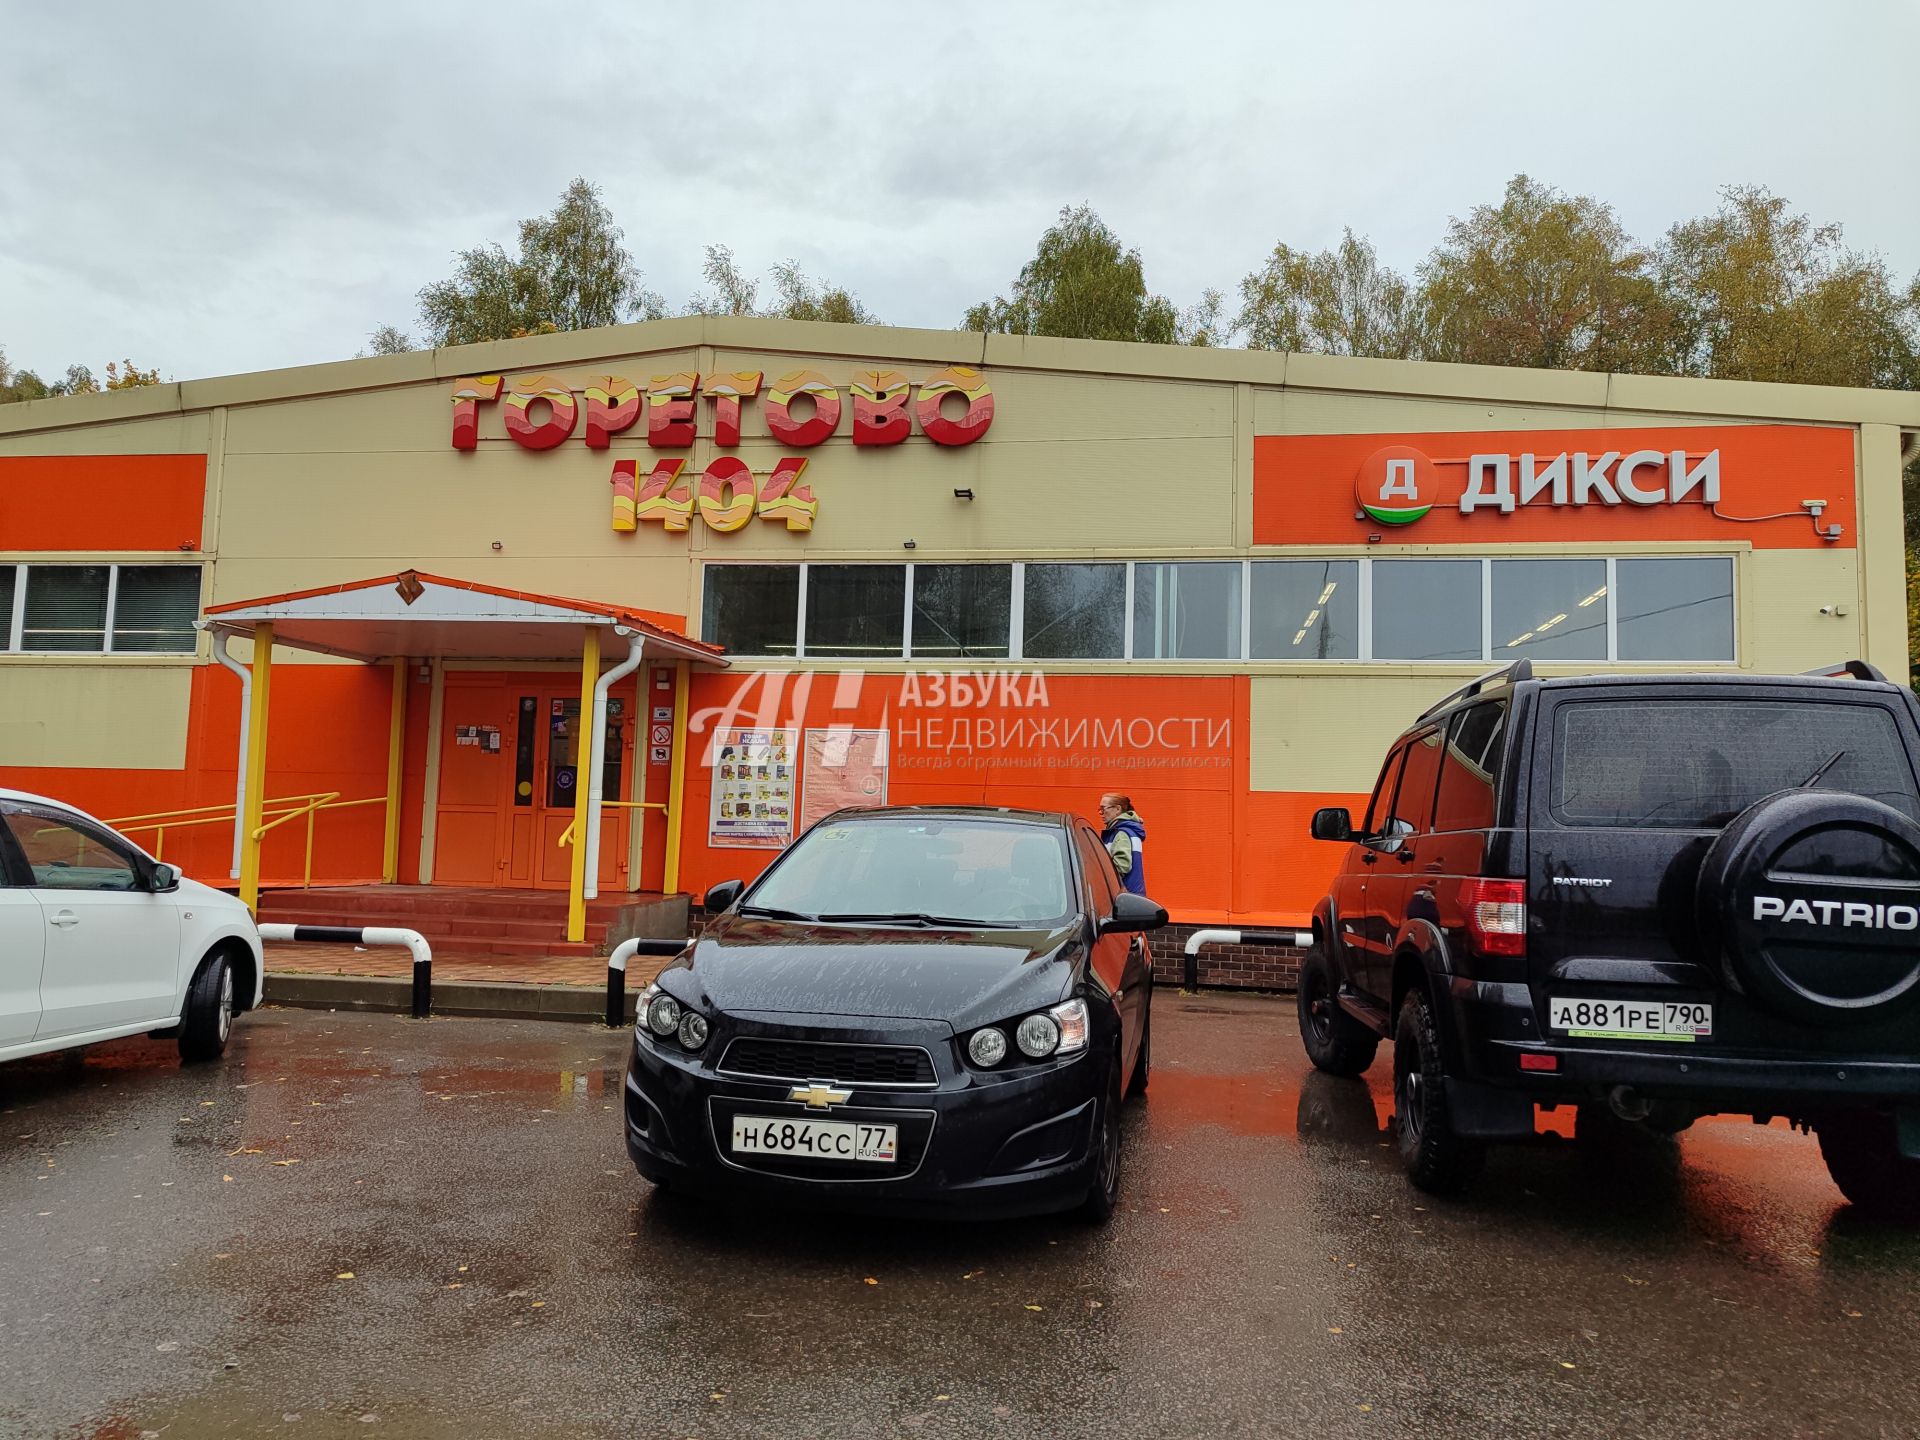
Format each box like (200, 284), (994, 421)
(259, 923), (434, 1017)
(1182, 927), (1314, 991)
(607, 938), (698, 1028)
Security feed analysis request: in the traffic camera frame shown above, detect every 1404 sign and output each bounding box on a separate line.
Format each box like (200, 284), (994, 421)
(449, 365), (995, 536)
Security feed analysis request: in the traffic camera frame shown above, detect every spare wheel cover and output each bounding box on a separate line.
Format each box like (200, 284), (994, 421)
(1696, 788), (1920, 1027)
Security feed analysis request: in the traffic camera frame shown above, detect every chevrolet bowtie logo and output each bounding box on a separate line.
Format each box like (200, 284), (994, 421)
(789, 1082), (853, 1110)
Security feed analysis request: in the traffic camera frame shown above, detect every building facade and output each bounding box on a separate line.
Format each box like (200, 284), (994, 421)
(2, 317), (1916, 982)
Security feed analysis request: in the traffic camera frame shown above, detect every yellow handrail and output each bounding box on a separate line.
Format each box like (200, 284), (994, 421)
(109, 792), (334, 830)
(556, 800), (667, 849)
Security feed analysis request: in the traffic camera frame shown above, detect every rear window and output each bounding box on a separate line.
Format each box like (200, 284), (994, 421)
(1549, 698), (1920, 828)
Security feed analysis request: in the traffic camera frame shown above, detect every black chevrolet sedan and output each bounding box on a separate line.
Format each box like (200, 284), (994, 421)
(623, 806), (1166, 1221)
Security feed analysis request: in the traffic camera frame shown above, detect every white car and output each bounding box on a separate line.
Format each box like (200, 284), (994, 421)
(0, 788), (262, 1065)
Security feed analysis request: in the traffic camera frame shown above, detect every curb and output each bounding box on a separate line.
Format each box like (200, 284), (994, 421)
(265, 971), (638, 1024)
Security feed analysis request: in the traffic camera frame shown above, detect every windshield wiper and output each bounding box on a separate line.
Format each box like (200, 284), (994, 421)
(1799, 749), (1848, 790)
(815, 911), (1018, 929)
(739, 903), (819, 922)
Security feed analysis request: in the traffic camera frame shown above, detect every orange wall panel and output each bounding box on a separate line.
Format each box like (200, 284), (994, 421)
(0, 455), (207, 551)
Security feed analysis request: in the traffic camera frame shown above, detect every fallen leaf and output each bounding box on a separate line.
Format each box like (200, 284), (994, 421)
(1359, 1404), (1373, 1413)
(530, 1301), (545, 1309)
(935, 1395), (951, 1403)
(962, 1270), (983, 1280)
(1024, 1304), (1043, 1312)
(222, 1176), (234, 1183)
(1157, 1207), (1170, 1213)
(1329, 1327), (1344, 1335)
(445, 1283), (464, 1290)
(1845, 1310), (1863, 1318)
(1560, 1362), (1577, 1370)
(335, 1272), (355, 1280)
(458, 1265), (469, 1273)
(272, 1160), (301, 1167)
(864, 1277), (879, 1286)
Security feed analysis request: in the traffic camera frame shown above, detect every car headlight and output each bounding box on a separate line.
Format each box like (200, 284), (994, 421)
(1016, 1012), (1060, 1059)
(645, 992), (682, 1038)
(1049, 997), (1089, 1054)
(677, 1011), (709, 1050)
(968, 1027), (1008, 1067)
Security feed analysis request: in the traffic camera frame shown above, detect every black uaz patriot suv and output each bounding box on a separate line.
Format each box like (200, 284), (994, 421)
(1300, 658), (1920, 1218)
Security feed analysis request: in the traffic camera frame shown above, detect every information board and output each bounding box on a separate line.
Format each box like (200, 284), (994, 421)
(801, 728), (890, 832)
(708, 726), (797, 848)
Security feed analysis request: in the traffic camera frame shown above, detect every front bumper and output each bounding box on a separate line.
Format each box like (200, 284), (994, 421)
(1447, 977), (1920, 1112)
(623, 1017), (1104, 1219)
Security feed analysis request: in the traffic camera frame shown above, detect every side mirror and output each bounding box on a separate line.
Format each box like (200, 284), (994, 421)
(1310, 807), (1353, 843)
(148, 862), (182, 894)
(704, 879), (745, 913)
(1099, 891), (1169, 935)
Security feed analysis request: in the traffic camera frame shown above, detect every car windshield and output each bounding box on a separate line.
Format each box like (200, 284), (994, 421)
(746, 816), (1073, 926)
(1550, 698), (1920, 828)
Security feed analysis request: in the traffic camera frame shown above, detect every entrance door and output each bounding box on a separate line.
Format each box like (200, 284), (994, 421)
(436, 678), (631, 891)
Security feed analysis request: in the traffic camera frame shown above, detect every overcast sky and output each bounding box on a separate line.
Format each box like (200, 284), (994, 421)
(3, 1), (1917, 384)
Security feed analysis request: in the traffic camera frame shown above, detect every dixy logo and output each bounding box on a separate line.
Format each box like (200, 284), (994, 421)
(1354, 445), (1440, 526)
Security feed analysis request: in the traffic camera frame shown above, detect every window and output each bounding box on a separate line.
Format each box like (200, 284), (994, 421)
(1550, 699), (1920, 828)
(1133, 562), (1241, 660)
(912, 565), (1011, 659)
(1362, 747), (1407, 836)
(110, 566), (201, 654)
(805, 565), (905, 658)
(1616, 557), (1734, 662)
(1075, 826), (1119, 910)
(1372, 560), (1482, 661)
(1251, 560), (1358, 660)
(0, 563), (203, 655)
(1388, 728), (1446, 836)
(1492, 559), (1606, 662)
(2, 810), (140, 891)
(702, 565), (799, 657)
(1434, 702), (1505, 832)
(1024, 563), (1124, 660)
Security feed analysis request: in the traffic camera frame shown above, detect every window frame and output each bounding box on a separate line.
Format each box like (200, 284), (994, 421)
(693, 552), (1741, 666)
(3, 802), (148, 892)
(2, 562), (205, 657)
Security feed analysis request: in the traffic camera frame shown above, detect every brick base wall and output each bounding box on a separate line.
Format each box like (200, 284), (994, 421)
(684, 907), (1303, 994)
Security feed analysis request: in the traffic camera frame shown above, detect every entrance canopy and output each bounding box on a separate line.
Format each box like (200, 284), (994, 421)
(202, 570), (727, 667)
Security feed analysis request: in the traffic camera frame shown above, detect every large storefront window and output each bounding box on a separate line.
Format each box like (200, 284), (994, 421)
(701, 565), (798, 657)
(912, 565), (1012, 659)
(1372, 560), (1482, 662)
(1022, 563), (1125, 660)
(1493, 558), (1607, 661)
(1616, 557), (1735, 662)
(805, 565), (906, 658)
(1250, 560), (1358, 660)
(0, 564), (202, 655)
(1132, 562), (1242, 660)
(695, 555), (1738, 664)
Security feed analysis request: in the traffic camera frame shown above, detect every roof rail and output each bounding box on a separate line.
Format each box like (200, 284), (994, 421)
(1803, 660), (1889, 683)
(1417, 658), (1533, 724)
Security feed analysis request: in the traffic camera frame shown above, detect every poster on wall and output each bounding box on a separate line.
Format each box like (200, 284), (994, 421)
(801, 728), (890, 831)
(708, 727), (798, 849)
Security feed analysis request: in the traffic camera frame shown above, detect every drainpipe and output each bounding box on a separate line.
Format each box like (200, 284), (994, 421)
(203, 624), (251, 880)
(585, 627), (645, 902)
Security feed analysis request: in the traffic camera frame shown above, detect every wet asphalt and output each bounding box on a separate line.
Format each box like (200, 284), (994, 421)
(3, 995), (1919, 1440)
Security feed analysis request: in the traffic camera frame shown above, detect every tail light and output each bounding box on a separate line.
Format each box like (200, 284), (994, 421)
(1462, 878), (1527, 957)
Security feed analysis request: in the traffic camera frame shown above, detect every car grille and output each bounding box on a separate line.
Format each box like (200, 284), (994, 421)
(718, 1037), (937, 1087)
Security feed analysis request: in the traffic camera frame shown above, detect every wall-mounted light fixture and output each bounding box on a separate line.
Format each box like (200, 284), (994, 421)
(953, 487), (974, 501)
(903, 538), (917, 550)
(491, 540), (503, 551)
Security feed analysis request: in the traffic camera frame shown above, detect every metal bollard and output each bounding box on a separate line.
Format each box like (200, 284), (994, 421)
(258, 923), (434, 1017)
(605, 938), (697, 1028)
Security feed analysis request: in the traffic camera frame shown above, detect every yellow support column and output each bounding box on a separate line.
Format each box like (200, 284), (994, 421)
(566, 626), (601, 942)
(664, 661), (690, 895)
(238, 623), (274, 913)
(382, 656), (407, 884)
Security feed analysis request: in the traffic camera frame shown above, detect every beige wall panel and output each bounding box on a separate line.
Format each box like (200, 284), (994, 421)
(224, 388), (454, 456)
(1254, 387), (1620, 437)
(0, 666), (191, 769)
(681, 434), (1236, 559)
(1283, 353), (1612, 409)
(0, 413), (211, 457)
(1745, 549), (1863, 676)
(1857, 426), (1908, 679)
(1250, 673), (1466, 792)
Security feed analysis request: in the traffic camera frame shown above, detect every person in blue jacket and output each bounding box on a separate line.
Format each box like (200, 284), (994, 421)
(1098, 792), (1147, 896)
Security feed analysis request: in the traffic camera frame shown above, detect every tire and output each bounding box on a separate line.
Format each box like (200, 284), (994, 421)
(1393, 986), (1484, 1195)
(1817, 1112), (1920, 1222)
(1126, 995), (1152, 1099)
(1077, 1063), (1123, 1224)
(178, 953), (235, 1064)
(1298, 939), (1378, 1078)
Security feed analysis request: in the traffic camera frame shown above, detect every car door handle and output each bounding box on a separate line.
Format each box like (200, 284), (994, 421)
(49, 910), (79, 928)
(1360, 852), (1378, 865)
(1397, 851), (1417, 865)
